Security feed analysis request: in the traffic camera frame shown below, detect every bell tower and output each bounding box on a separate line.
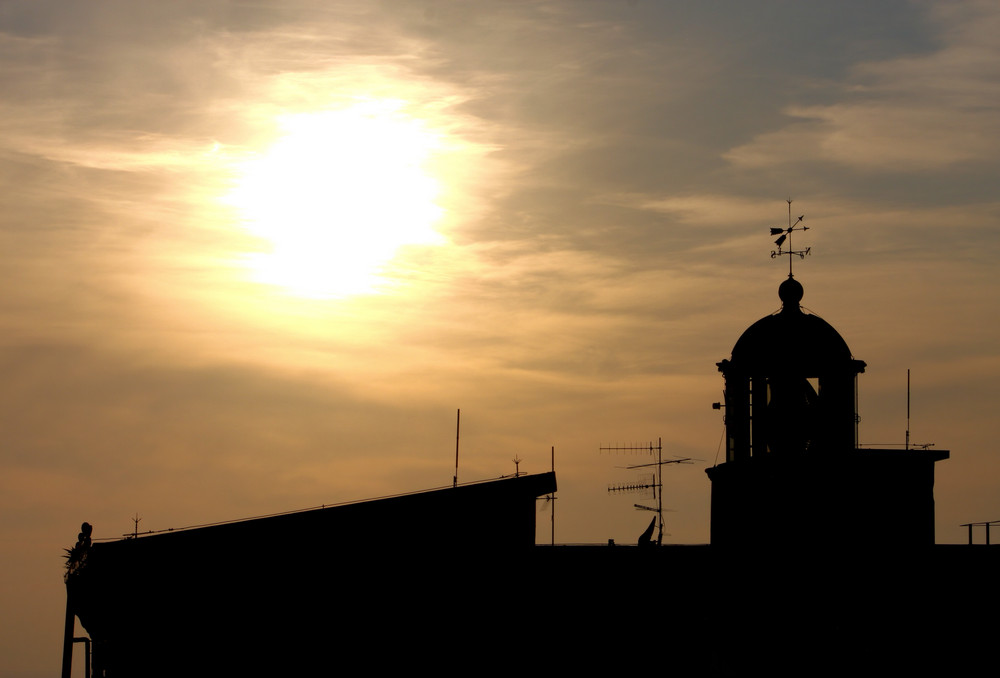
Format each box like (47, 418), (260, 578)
(706, 204), (948, 547)
(717, 275), (867, 462)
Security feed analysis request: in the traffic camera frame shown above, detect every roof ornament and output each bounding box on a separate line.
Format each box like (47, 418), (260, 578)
(770, 198), (810, 277)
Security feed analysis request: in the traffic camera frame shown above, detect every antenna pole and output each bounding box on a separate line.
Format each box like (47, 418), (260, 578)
(604, 438), (690, 545)
(656, 437), (664, 545)
(453, 409), (460, 488)
(906, 370), (910, 451)
(550, 446), (555, 545)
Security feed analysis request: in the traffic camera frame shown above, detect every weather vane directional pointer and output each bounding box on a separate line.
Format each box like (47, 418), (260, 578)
(770, 198), (810, 277)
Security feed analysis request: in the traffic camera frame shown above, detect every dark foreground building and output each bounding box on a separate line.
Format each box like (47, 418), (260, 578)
(63, 473), (556, 676)
(63, 276), (996, 677)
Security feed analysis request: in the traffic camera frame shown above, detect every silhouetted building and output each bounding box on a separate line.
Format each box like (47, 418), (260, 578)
(63, 473), (555, 676)
(64, 278), (991, 678)
(707, 276), (948, 546)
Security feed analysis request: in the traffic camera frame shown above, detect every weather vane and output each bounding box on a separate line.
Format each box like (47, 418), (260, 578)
(770, 199), (810, 277)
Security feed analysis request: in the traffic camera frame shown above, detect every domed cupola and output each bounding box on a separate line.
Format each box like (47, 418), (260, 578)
(705, 203), (948, 548)
(717, 276), (866, 460)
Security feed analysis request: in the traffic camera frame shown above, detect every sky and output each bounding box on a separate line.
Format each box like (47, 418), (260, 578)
(3, 0), (1000, 674)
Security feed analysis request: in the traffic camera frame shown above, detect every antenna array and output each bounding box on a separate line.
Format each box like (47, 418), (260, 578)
(601, 437), (692, 546)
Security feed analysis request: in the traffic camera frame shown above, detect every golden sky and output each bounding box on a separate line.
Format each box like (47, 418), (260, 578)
(4, 1), (1000, 673)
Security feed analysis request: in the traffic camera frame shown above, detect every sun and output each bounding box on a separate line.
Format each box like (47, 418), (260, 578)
(225, 101), (446, 298)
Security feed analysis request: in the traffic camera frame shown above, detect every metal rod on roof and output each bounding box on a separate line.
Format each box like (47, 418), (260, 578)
(906, 369), (910, 451)
(551, 446), (555, 545)
(453, 409), (460, 488)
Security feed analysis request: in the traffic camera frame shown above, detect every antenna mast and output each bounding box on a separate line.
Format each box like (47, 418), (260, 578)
(602, 437), (692, 545)
(549, 446), (556, 545)
(535, 446), (558, 545)
(453, 409), (460, 488)
(906, 369), (910, 451)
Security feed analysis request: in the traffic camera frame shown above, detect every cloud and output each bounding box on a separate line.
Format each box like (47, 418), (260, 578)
(4, 4), (1000, 674)
(725, 1), (1000, 171)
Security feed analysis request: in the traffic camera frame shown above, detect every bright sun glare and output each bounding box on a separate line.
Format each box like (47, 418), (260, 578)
(225, 101), (446, 298)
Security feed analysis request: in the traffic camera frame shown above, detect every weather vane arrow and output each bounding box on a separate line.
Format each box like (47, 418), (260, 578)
(770, 198), (810, 277)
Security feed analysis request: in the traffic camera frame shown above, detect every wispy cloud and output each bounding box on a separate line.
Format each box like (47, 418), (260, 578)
(726, 1), (1000, 171)
(3, 4), (1000, 673)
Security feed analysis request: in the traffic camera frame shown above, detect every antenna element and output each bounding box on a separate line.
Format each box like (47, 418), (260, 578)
(601, 437), (692, 545)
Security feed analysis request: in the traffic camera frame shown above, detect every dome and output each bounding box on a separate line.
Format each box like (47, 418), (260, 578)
(729, 278), (853, 375)
(716, 277), (867, 464)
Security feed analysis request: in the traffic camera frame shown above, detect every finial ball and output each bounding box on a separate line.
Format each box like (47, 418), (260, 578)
(778, 276), (804, 307)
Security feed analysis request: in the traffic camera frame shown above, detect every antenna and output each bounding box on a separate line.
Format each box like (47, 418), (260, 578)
(550, 446), (555, 545)
(906, 369), (910, 451)
(512, 455), (522, 477)
(601, 437), (692, 545)
(536, 446), (556, 545)
(453, 408), (460, 488)
(769, 198), (810, 277)
(131, 513), (141, 539)
(863, 371), (936, 450)
(536, 447), (557, 544)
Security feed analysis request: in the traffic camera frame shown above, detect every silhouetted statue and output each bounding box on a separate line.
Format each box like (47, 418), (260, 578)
(64, 522), (92, 580)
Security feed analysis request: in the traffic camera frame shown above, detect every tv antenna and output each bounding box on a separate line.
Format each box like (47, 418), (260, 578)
(602, 437), (692, 545)
(536, 446), (557, 545)
(770, 199), (810, 277)
(512, 456), (522, 477)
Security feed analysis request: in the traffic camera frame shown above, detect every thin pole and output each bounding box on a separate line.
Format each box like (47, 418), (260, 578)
(76, 637), (91, 678)
(61, 589), (75, 678)
(550, 446), (555, 545)
(905, 369), (910, 451)
(453, 409), (460, 488)
(657, 437), (664, 546)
